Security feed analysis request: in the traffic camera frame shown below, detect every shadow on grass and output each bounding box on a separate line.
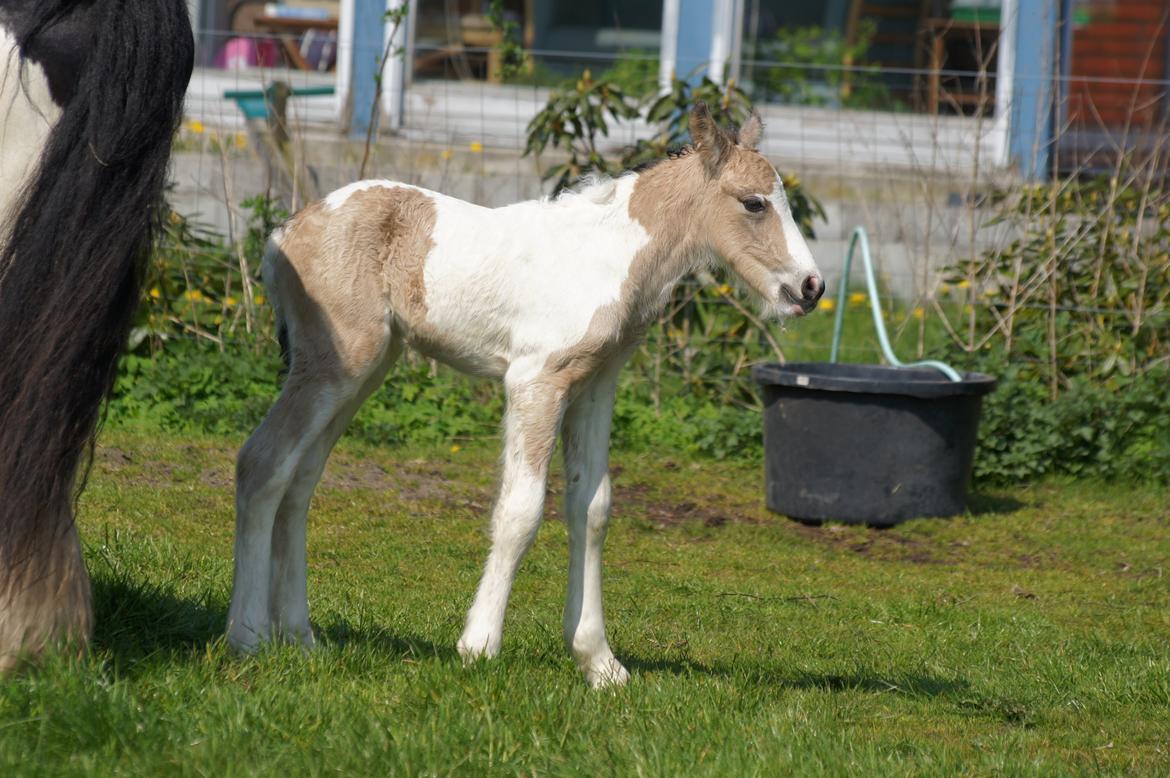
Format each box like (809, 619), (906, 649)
(624, 654), (1033, 724)
(624, 655), (970, 699)
(965, 491), (1026, 516)
(318, 621), (458, 662)
(91, 572), (225, 674)
(90, 570), (458, 673)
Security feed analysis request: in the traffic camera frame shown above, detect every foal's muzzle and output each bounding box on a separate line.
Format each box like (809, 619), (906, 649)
(781, 273), (825, 316)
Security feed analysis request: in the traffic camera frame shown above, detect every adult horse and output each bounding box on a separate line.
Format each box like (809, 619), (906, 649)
(0, 0), (193, 672)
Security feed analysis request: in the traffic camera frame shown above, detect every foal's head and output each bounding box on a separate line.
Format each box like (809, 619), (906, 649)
(687, 103), (824, 318)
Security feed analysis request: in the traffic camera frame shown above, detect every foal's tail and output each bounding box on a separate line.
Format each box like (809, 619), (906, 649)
(261, 232), (293, 374)
(0, 0), (193, 641)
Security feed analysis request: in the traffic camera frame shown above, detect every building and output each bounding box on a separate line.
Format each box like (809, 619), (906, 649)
(183, 1), (1170, 180)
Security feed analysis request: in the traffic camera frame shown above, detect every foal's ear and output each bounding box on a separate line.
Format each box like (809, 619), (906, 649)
(689, 101), (732, 177)
(738, 111), (763, 150)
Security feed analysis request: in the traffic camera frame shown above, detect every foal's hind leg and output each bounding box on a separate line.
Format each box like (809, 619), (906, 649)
(227, 374), (349, 652)
(268, 336), (402, 646)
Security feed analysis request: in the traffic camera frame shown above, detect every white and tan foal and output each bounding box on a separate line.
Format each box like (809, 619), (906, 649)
(226, 104), (824, 687)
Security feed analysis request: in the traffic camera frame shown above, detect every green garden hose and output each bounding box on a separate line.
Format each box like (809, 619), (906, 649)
(829, 227), (963, 382)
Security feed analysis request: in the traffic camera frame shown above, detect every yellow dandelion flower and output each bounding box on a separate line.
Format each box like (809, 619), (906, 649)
(849, 292), (867, 304)
(469, 141), (484, 153)
(938, 282), (951, 294)
(234, 132), (247, 149)
(188, 120), (205, 134)
(253, 294), (266, 305)
(225, 296), (237, 306)
(149, 287), (161, 299)
(957, 279), (971, 289)
(450, 444), (462, 453)
(183, 289), (205, 302)
(440, 149), (454, 161)
(820, 298), (835, 311)
(718, 284), (732, 295)
(214, 314), (224, 325)
(913, 307), (925, 319)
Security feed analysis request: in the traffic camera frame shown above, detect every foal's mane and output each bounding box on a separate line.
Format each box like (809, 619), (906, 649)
(551, 146), (699, 207)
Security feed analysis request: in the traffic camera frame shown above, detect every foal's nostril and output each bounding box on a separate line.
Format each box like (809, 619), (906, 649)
(801, 274), (826, 302)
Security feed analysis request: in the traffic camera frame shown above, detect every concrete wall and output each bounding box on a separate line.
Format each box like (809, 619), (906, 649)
(169, 126), (1007, 302)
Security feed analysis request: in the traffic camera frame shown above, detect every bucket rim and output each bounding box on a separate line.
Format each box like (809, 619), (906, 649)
(751, 361), (997, 399)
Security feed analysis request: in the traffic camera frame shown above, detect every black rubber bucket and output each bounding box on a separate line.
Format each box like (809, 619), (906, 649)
(752, 362), (996, 526)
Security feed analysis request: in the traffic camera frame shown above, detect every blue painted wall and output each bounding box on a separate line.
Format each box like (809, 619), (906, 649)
(1009, 0), (1059, 179)
(674, 0), (713, 82)
(349, 0), (386, 139)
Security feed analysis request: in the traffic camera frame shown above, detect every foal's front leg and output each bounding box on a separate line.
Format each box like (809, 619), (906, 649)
(457, 376), (565, 660)
(561, 365), (628, 687)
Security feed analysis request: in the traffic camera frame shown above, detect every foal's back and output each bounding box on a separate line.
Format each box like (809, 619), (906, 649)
(268, 178), (650, 381)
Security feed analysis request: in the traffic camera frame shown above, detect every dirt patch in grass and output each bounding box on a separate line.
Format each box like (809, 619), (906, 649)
(96, 446), (135, 471)
(787, 522), (957, 565)
(609, 481), (768, 528)
(94, 445), (179, 487)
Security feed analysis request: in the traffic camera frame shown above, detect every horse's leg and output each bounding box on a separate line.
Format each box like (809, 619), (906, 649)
(0, 515), (91, 673)
(457, 372), (566, 660)
(268, 334), (403, 646)
(561, 361), (628, 687)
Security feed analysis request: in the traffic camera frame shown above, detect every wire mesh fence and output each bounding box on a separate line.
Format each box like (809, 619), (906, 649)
(161, 24), (1168, 415)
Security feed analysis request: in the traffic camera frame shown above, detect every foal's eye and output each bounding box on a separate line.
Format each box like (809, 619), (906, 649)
(742, 196), (767, 214)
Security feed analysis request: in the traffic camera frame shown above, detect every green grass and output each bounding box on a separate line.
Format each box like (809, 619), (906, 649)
(2, 429), (1168, 775)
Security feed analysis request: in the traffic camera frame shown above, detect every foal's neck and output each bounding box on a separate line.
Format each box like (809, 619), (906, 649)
(617, 154), (714, 323)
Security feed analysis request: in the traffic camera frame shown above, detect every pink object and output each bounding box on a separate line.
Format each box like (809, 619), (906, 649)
(216, 37), (281, 70)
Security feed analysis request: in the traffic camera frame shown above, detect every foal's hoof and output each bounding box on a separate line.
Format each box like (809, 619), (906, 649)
(225, 622), (267, 654)
(456, 632), (501, 663)
(584, 657), (630, 689)
(277, 626), (317, 652)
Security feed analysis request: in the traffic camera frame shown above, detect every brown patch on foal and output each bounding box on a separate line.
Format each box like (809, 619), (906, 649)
(269, 185), (438, 378)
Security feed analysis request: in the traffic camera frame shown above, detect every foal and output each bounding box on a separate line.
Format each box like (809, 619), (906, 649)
(227, 104), (824, 686)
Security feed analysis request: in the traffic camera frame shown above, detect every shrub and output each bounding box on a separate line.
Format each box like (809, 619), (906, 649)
(940, 175), (1170, 484)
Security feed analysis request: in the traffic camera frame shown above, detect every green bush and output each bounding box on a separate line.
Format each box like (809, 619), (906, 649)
(939, 176), (1170, 485)
(109, 338), (506, 447)
(971, 363), (1170, 483)
(110, 340), (283, 435)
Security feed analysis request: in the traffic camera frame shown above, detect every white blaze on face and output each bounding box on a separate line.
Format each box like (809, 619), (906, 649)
(769, 173), (820, 284)
(0, 26), (61, 234)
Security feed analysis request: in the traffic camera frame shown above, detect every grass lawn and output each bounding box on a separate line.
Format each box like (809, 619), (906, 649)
(2, 429), (1167, 775)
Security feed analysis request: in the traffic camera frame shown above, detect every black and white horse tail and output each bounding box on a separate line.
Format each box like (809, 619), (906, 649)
(0, 0), (194, 670)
